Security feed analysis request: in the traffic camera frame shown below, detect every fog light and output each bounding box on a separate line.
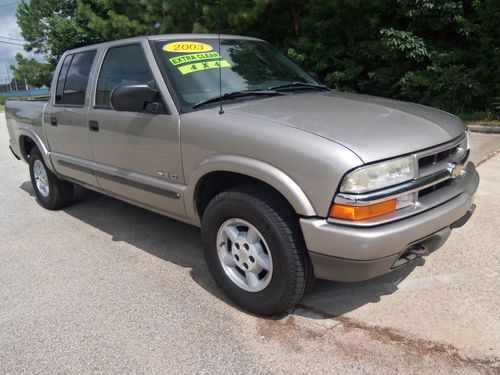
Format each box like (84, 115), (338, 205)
(396, 193), (416, 210)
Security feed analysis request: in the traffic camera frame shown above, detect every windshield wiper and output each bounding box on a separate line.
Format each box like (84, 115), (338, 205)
(192, 90), (284, 109)
(268, 81), (330, 91)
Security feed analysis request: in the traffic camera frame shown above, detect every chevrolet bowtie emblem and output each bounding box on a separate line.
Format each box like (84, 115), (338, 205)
(448, 163), (463, 178)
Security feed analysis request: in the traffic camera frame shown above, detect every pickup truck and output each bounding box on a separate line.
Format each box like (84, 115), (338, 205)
(5, 34), (479, 316)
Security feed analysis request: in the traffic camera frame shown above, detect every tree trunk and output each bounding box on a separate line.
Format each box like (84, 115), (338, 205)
(289, 1), (301, 37)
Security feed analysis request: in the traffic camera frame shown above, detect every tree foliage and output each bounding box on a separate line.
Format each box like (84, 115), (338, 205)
(14, 0), (500, 114)
(9, 54), (52, 89)
(17, 0), (100, 64)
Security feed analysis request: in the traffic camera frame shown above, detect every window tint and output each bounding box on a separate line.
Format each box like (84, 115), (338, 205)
(61, 50), (96, 106)
(55, 55), (72, 104)
(96, 44), (155, 109)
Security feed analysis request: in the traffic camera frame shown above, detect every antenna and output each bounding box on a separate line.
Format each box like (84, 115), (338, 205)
(218, 0), (224, 115)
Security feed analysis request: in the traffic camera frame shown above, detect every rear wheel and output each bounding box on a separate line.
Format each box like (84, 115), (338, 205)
(201, 186), (312, 316)
(29, 148), (73, 210)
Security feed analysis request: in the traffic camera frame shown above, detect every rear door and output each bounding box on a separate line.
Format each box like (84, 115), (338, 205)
(87, 42), (185, 217)
(45, 49), (98, 187)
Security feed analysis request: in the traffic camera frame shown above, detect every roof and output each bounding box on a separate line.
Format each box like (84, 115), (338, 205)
(65, 34), (263, 54)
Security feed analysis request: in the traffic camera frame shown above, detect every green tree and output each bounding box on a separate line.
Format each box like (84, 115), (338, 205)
(78, 0), (206, 40)
(16, 0), (102, 64)
(285, 0), (499, 113)
(9, 54), (53, 88)
(13, 0), (500, 115)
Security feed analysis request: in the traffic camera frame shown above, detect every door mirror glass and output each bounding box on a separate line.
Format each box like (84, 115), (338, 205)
(110, 83), (163, 113)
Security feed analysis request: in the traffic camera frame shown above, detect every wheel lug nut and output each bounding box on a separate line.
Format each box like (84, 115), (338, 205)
(243, 263), (248, 269)
(249, 256), (255, 263)
(243, 243), (249, 250)
(234, 254), (239, 261)
(235, 243), (240, 249)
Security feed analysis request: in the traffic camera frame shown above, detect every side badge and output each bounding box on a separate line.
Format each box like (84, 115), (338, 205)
(158, 171), (178, 180)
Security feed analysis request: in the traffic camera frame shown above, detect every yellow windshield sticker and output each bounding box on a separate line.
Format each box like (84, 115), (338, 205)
(163, 41), (213, 53)
(169, 52), (221, 66)
(178, 60), (231, 75)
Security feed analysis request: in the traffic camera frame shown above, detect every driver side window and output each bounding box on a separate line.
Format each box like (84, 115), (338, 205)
(95, 44), (155, 109)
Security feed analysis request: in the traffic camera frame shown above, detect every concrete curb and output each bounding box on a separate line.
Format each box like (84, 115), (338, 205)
(467, 124), (500, 133)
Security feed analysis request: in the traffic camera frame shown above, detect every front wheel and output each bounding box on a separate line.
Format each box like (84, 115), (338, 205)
(29, 148), (73, 210)
(201, 187), (312, 316)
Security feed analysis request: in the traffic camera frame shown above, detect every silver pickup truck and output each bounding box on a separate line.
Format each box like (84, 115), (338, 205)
(5, 34), (479, 316)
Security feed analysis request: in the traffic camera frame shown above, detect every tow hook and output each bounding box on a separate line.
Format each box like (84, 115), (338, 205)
(392, 244), (429, 268)
(407, 244), (430, 257)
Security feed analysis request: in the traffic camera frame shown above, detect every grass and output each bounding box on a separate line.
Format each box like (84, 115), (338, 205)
(0, 104), (4, 113)
(458, 112), (500, 125)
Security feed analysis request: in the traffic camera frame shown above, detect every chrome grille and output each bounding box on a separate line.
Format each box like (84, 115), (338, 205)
(417, 179), (452, 198)
(418, 146), (457, 169)
(416, 134), (468, 178)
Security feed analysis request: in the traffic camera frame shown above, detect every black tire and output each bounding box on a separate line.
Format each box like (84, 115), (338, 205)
(29, 148), (73, 210)
(201, 186), (313, 316)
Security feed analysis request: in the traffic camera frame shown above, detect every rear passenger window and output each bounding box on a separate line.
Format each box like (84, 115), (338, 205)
(58, 50), (96, 106)
(55, 55), (72, 104)
(95, 44), (155, 109)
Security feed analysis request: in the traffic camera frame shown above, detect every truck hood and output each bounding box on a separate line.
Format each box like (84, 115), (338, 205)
(225, 91), (466, 162)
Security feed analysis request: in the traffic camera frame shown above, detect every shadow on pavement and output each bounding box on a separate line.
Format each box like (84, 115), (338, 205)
(20, 181), (227, 300)
(20, 181), (423, 318)
(299, 258), (423, 317)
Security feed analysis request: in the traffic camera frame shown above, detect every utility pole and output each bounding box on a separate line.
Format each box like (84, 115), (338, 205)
(24, 77), (28, 90)
(5, 66), (12, 91)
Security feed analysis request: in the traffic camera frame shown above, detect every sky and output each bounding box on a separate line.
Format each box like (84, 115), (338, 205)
(0, 0), (45, 85)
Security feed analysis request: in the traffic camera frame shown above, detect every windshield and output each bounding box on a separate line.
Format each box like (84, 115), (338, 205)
(153, 39), (317, 110)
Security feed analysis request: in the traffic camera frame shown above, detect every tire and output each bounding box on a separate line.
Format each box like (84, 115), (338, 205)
(29, 148), (73, 210)
(201, 186), (313, 316)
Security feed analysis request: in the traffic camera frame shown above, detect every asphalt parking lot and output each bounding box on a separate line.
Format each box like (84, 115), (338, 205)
(0, 116), (499, 374)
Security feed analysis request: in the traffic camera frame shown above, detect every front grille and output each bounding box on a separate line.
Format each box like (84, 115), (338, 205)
(418, 179), (452, 198)
(414, 134), (468, 199)
(418, 145), (458, 170)
(417, 135), (467, 179)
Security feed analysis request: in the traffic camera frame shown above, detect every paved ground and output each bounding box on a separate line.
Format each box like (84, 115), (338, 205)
(467, 131), (500, 165)
(0, 115), (499, 374)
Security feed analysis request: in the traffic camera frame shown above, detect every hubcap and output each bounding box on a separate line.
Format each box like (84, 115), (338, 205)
(33, 159), (49, 197)
(216, 218), (273, 292)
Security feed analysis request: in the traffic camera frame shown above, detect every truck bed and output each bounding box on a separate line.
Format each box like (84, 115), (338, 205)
(5, 100), (48, 162)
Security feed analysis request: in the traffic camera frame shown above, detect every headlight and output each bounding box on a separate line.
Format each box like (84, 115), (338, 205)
(465, 130), (471, 150)
(340, 155), (417, 193)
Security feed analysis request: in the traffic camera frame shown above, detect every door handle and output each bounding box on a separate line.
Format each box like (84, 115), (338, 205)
(89, 121), (99, 132)
(50, 117), (57, 126)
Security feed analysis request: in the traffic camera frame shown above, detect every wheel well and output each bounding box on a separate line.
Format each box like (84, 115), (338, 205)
(19, 135), (37, 161)
(195, 171), (296, 220)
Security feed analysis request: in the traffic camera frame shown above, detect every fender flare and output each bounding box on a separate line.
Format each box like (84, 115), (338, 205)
(18, 127), (57, 172)
(184, 154), (317, 221)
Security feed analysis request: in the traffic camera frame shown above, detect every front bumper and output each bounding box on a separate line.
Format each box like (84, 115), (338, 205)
(300, 164), (479, 282)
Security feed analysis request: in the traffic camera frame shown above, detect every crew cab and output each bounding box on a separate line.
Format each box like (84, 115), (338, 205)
(5, 34), (479, 316)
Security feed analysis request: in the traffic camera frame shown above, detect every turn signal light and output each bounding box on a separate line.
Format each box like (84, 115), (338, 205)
(330, 199), (397, 221)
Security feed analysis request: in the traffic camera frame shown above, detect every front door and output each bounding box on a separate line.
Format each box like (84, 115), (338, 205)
(45, 50), (98, 187)
(87, 43), (185, 217)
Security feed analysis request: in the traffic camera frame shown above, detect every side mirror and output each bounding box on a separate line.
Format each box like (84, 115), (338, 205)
(110, 83), (162, 113)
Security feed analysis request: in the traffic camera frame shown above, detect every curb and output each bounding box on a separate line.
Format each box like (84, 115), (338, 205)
(467, 124), (500, 134)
